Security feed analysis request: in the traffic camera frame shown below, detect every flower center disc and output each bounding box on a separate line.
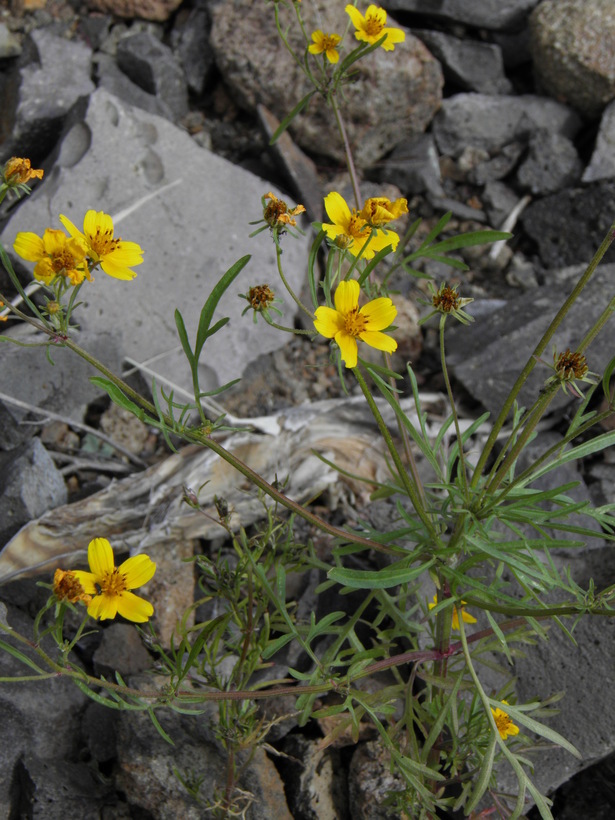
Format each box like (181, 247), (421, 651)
(365, 15), (384, 37)
(101, 568), (127, 596)
(345, 307), (367, 337)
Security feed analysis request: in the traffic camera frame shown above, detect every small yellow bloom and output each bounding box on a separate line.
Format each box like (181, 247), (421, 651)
(72, 537), (156, 623)
(53, 569), (92, 605)
(428, 594), (477, 630)
(263, 192), (306, 229)
(345, 4), (406, 52)
(491, 701), (520, 741)
(314, 279), (397, 368)
(3, 157), (44, 185)
(322, 192), (399, 259)
(59, 210), (143, 280)
(308, 30), (342, 63)
(13, 228), (90, 285)
(361, 196), (408, 227)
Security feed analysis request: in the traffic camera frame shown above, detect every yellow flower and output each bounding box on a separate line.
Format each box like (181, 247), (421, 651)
(59, 210), (143, 280)
(491, 701), (520, 741)
(308, 30), (342, 63)
(13, 228), (90, 285)
(3, 157), (44, 185)
(314, 279), (397, 368)
(361, 196), (408, 227)
(263, 192), (306, 229)
(72, 537), (156, 623)
(53, 569), (92, 605)
(322, 192), (399, 259)
(428, 594), (477, 630)
(345, 4), (406, 51)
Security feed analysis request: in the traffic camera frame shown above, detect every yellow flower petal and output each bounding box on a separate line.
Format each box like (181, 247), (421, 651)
(335, 331), (359, 368)
(88, 537), (115, 577)
(119, 554), (157, 589)
(71, 570), (98, 596)
(324, 191), (351, 229)
(58, 213), (81, 240)
(116, 591), (154, 623)
(13, 232), (45, 262)
(334, 279), (360, 314)
(88, 592), (119, 621)
(314, 305), (345, 339)
(358, 330), (397, 353)
(360, 296), (397, 331)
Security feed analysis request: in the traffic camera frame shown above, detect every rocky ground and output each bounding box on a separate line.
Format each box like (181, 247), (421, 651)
(1, 0), (615, 817)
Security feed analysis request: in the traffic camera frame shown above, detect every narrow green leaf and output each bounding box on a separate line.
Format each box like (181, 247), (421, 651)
(174, 308), (194, 364)
(268, 90), (316, 144)
(464, 731), (497, 813)
(195, 255), (251, 360)
(328, 558), (434, 590)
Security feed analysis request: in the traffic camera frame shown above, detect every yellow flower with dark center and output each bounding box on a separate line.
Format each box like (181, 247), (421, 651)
(53, 569), (92, 605)
(13, 228), (90, 285)
(314, 279), (397, 368)
(345, 4), (406, 51)
(59, 210), (143, 280)
(322, 192), (399, 259)
(72, 537), (156, 623)
(263, 192), (306, 229)
(3, 157), (44, 185)
(361, 196), (408, 227)
(491, 701), (520, 741)
(428, 594), (477, 630)
(308, 30), (342, 63)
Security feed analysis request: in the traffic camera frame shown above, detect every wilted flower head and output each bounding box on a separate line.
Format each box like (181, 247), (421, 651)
(53, 569), (92, 605)
(240, 283), (283, 323)
(491, 701), (520, 741)
(308, 30), (342, 63)
(543, 347), (598, 398)
(419, 282), (474, 326)
(314, 279), (397, 368)
(346, 4), (406, 51)
(3, 157), (44, 186)
(263, 192), (306, 229)
(361, 196), (408, 227)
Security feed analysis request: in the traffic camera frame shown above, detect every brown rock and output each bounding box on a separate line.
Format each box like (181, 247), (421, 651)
(85, 0), (182, 23)
(210, 0), (442, 169)
(530, 0), (615, 118)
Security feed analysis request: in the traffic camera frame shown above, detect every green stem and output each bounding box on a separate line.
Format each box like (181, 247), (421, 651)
(471, 218), (615, 488)
(577, 294), (615, 354)
(354, 366), (441, 546)
(262, 313), (314, 334)
(329, 94), (361, 209)
(275, 240), (314, 319)
(440, 316), (469, 500)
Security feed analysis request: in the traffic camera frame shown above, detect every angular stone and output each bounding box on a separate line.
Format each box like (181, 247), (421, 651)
(384, 0), (541, 30)
(516, 129), (583, 194)
(2, 27), (94, 162)
(210, 0), (443, 169)
(530, 0), (615, 118)
(116, 31), (188, 120)
(583, 99), (615, 182)
(414, 29), (512, 94)
(377, 133), (444, 197)
(85, 0), (183, 23)
(0, 89), (310, 397)
(433, 93), (581, 158)
(170, 6), (214, 96)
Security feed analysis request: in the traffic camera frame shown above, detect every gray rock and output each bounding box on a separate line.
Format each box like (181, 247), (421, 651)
(413, 29), (512, 94)
(464, 141), (525, 185)
(0, 326), (124, 422)
(377, 133), (444, 198)
(520, 181), (615, 268)
(447, 263), (615, 419)
(0, 22), (21, 59)
(210, 0), (443, 169)
(171, 6), (214, 96)
(95, 51), (172, 118)
(433, 93), (582, 158)
(1, 27), (94, 162)
(583, 100), (615, 182)
(93, 622), (153, 677)
(384, 0), (541, 31)
(516, 129), (583, 194)
(278, 734), (347, 819)
(482, 179), (521, 227)
(116, 31), (189, 121)
(0, 89), (310, 397)
(530, 0), (615, 119)
(0, 438), (67, 548)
